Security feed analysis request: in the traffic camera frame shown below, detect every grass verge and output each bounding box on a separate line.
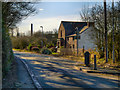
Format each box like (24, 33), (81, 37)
(2, 57), (18, 88)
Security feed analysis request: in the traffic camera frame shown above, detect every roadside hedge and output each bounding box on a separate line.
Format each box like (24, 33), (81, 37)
(40, 48), (52, 55)
(2, 27), (14, 77)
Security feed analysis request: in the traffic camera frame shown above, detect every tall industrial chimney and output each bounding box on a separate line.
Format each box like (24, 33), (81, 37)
(31, 23), (33, 36)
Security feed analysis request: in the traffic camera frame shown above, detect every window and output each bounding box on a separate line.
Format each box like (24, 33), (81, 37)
(67, 37), (69, 41)
(73, 36), (75, 40)
(61, 30), (62, 37)
(58, 42), (59, 48)
(73, 44), (74, 48)
(61, 42), (64, 46)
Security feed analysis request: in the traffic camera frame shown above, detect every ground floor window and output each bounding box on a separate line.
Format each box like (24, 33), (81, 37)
(58, 42), (59, 48)
(73, 44), (74, 48)
(61, 42), (64, 46)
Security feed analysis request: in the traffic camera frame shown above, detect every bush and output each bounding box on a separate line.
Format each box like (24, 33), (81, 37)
(11, 37), (29, 49)
(19, 37), (29, 49)
(3, 27), (14, 77)
(27, 44), (33, 51)
(37, 45), (42, 48)
(40, 48), (52, 55)
(11, 37), (20, 49)
(31, 46), (40, 52)
(46, 43), (54, 48)
(50, 47), (57, 52)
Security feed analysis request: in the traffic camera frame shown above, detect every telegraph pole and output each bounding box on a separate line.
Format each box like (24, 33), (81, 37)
(112, 0), (115, 63)
(104, 0), (108, 63)
(40, 26), (43, 47)
(75, 27), (79, 57)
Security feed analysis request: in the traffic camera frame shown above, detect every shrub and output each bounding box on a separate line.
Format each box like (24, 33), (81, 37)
(46, 45), (49, 48)
(31, 46), (40, 52)
(37, 45), (42, 48)
(11, 37), (20, 49)
(3, 27), (14, 77)
(61, 46), (64, 48)
(46, 43), (54, 48)
(40, 48), (52, 55)
(27, 44), (33, 51)
(50, 47), (57, 52)
(11, 37), (29, 49)
(19, 37), (29, 49)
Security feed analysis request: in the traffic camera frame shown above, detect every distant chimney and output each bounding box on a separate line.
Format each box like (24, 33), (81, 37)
(31, 23), (33, 36)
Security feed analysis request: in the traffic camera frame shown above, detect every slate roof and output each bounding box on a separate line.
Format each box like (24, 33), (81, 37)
(61, 21), (93, 36)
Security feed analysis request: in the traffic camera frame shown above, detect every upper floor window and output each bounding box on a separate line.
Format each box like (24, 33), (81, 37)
(67, 37), (69, 41)
(61, 30), (62, 37)
(73, 36), (75, 40)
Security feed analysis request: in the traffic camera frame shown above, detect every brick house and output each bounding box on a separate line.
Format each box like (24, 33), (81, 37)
(57, 21), (96, 52)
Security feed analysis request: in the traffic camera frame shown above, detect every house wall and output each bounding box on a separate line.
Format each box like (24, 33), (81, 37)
(58, 23), (65, 39)
(66, 36), (77, 51)
(78, 26), (96, 50)
(57, 23), (66, 48)
(68, 37), (74, 47)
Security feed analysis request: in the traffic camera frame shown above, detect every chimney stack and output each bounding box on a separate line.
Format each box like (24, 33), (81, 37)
(31, 23), (33, 36)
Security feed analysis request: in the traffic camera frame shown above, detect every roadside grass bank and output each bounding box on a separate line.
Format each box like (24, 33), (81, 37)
(2, 56), (36, 89)
(60, 55), (120, 71)
(2, 57), (17, 88)
(13, 48), (120, 71)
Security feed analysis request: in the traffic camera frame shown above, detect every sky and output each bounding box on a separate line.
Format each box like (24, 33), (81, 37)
(17, 1), (113, 35)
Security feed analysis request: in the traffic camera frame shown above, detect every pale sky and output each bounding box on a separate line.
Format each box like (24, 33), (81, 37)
(16, 1), (115, 35)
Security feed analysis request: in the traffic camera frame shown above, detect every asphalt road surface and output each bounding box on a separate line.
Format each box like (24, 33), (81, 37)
(16, 56), (35, 88)
(14, 51), (119, 89)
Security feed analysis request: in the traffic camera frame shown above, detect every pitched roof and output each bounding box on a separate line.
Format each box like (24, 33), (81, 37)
(61, 21), (94, 36)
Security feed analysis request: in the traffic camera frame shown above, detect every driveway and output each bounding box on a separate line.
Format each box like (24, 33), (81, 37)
(14, 51), (119, 89)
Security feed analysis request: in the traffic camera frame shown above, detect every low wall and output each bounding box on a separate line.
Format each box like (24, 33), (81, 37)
(58, 48), (100, 58)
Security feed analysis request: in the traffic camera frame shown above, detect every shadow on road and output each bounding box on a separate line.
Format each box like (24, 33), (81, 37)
(14, 51), (119, 89)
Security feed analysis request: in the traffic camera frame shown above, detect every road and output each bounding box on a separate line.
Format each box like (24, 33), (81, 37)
(14, 51), (119, 89)
(16, 56), (35, 88)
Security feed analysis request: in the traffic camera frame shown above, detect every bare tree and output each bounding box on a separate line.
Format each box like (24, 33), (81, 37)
(2, 2), (36, 29)
(79, 1), (120, 62)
